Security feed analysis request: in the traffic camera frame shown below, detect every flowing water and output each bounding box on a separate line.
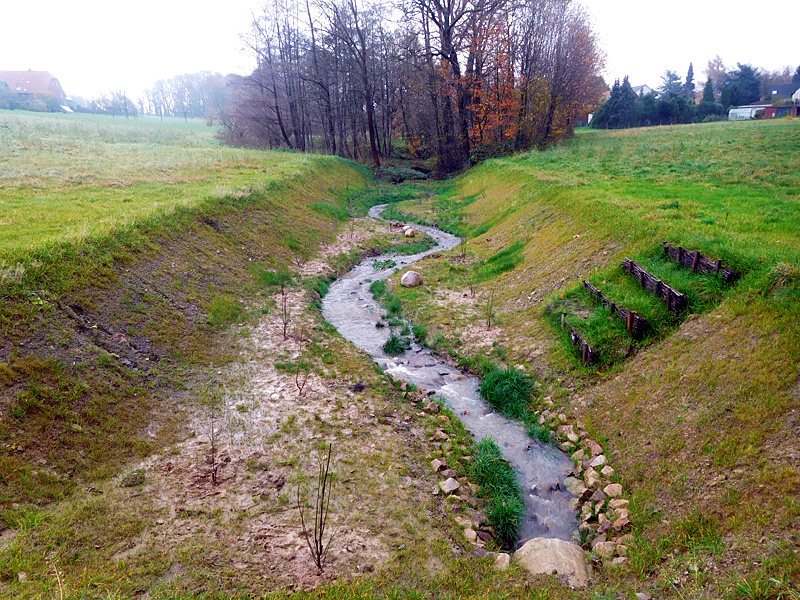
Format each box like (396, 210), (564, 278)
(322, 205), (577, 543)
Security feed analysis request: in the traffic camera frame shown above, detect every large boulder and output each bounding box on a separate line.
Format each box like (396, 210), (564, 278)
(401, 271), (423, 287)
(514, 537), (590, 588)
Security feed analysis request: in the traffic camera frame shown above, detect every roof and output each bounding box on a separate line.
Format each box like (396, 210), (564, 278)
(0, 70), (64, 97)
(768, 83), (800, 98)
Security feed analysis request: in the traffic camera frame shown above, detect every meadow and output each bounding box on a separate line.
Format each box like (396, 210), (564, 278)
(0, 111), (328, 261)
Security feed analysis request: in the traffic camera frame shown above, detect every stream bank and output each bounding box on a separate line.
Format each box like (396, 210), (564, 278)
(322, 205), (578, 543)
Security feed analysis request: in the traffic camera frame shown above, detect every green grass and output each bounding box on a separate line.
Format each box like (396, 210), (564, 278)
(469, 438), (525, 547)
(477, 366), (535, 419)
(383, 333), (411, 355)
(0, 111), (330, 262)
(473, 240), (527, 282)
(380, 119), (800, 597)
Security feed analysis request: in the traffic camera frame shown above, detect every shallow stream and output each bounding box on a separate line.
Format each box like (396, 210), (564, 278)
(322, 205), (577, 543)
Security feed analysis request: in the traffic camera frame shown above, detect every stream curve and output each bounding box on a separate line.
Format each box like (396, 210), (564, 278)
(322, 204), (577, 543)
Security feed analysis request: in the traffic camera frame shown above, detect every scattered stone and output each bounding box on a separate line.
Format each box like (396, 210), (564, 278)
(431, 459), (446, 473)
(609, 498), (629, 510)
(404, 228), (416, 238)
(587, 454), (607, 469)
(464, 528), (478, 543)
(583, 438), (603, 457)
(604, 483), (623, 498)
(612, 509), (630, 522)
(477, 530), (492, 543)
(471, 547), (489, 558)
(571, 449), (588, 463)
(433, 429), (450, 441)
(515, 538), (590, 588)
(636, 592), (652, 600)
(559, 442), (575, 452)
(594, 541), (617, 558)
(18, 571), (27, 583)
(401, 270), (423, 287)
(601, 465), (615, 478)
(442, 468), (457, 478)
(440, 478), (461, 494)
(564, 476), (587, 497)
(455, 515), (472, 528)
(613, 516), (631, 531)
(618, 534), (635, 545)
(584, 467), (601, 489)
(580, 503), (593, 522)
(617, 544), (629, 557)
(611, 557), (628, 566)
(494, 553), (511, 571)
(589, 490), (606, 503)
(590, 534), (607, 550)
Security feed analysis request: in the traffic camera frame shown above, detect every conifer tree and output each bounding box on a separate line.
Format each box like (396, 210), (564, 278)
(702, 78), (714, 103)
(684, 63), (695, 98)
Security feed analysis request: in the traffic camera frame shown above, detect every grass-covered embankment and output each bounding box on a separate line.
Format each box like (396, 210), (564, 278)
(0, 110), (370, 515)
(384, 119), (800, 598)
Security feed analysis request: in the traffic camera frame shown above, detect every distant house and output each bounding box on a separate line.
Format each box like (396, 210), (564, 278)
(0, 70), (66, 104)
(631, 85), (654, 97)
(767, 83), (800, 101)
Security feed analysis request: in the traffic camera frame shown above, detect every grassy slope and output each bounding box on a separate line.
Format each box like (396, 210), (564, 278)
(387, 120), (800, 598)
(0, 111), (368, 526)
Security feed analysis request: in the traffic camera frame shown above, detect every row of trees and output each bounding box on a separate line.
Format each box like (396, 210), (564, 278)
(593, 61), (800, 130)
(220, 0), (605, 172)
(142, 72), (228, 123)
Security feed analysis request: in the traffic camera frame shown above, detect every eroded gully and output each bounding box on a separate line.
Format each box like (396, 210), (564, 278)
(322, 204), (577, 544)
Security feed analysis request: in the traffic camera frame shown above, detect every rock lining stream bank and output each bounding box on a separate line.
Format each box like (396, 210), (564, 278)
(322, 205), (578, 542)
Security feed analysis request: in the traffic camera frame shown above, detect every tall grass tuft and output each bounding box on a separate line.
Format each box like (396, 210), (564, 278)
(470, 437), (524, 547)
(478, 367), (535, 419)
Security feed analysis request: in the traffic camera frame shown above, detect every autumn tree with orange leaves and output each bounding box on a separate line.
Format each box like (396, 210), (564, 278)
(222, 0), (605, 173)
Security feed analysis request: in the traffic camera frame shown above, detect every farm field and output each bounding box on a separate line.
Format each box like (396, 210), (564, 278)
(0, 112), (798, 599)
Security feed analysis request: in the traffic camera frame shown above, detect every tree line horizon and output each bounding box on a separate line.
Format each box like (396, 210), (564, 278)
(591, 61), (800, 130)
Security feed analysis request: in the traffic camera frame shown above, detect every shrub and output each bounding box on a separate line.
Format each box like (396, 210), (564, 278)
(478, 367), (534, 419)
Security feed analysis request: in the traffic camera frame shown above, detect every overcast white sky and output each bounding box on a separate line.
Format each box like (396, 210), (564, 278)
(2, 0), (797, 101)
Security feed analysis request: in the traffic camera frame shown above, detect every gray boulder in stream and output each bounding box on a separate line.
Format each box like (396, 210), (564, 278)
(514, 537), (590, 588)
(401, 271), (423, 287)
